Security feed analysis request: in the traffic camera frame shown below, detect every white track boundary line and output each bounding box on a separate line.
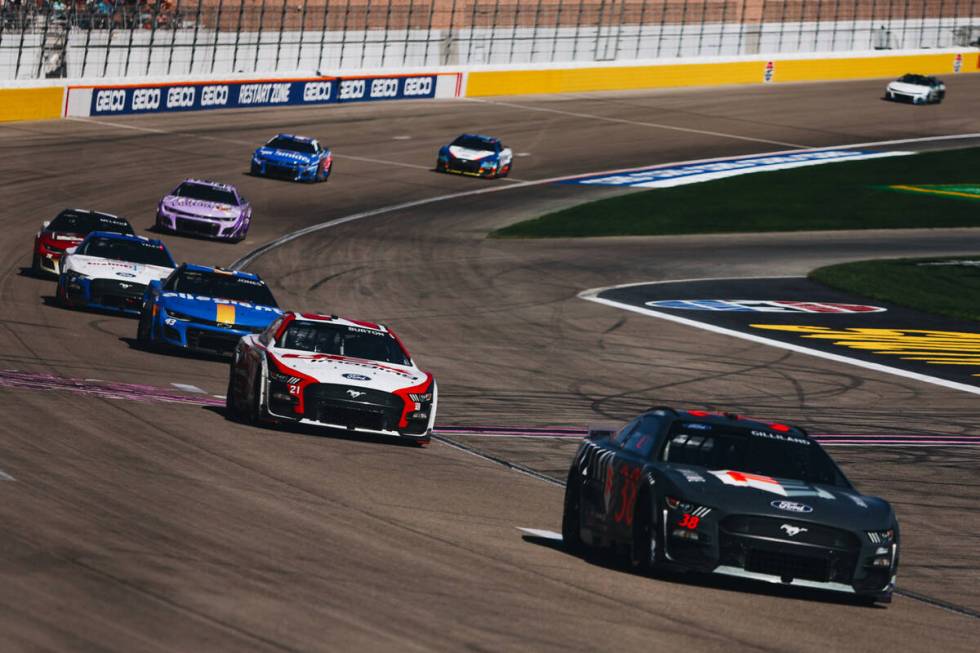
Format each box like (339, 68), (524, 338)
(578, 277), (980, 397)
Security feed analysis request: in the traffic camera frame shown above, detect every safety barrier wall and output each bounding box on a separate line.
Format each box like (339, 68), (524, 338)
(465, 48), (980, 95)
(1, 48), (977, 123)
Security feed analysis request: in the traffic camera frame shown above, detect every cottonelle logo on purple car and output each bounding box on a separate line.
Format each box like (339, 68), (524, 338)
(646, 300), (887, 314)
(89, 75), (437, 116)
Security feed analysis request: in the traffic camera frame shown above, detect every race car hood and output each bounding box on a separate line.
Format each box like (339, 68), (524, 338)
(663, 466), (893, 530)
(161, 196), (243, 219)
(273, 351), (428, 393)
(448, 145), (496, 161)
(160, 292), (282, 329)
(64, 254), (173, 285)
(254, 147), (317, 166)
(887, 81), (931, 94)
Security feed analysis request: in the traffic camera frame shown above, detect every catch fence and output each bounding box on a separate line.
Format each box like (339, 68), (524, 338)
(1, 1), (977, 80)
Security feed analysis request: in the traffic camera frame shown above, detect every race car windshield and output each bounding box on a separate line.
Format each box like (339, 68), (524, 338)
(49, 211), (133, 236)
(267, 137), (316, 154)
(165, 270), (278, 306)
(662, 424), (849, 487)
(899, 74), (931, 85)
(452, 136), (498, 151)
(279, 322), (410, 365)
(77, 237), (175, 267)
(172, 183), (238, 206)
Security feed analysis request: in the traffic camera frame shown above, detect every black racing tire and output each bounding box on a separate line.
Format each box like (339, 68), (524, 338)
(32, 253), (43, 276)
(246, 372), (266, 426)
(561, 467), (585, 554)
(250, 162), (261, 176)
(225, 370), (242, 422)
(136, 309), (151, 343)
(629, 489), (664, 574)
(56, 279), (69, 307)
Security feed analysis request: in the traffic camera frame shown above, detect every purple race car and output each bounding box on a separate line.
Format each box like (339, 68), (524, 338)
(155, 179), (252, 242)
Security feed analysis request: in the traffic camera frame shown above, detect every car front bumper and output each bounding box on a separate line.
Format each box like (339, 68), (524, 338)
(156, 208), (246, 240)
(155, 316), (253, 354)
(61, 275), (146, 315)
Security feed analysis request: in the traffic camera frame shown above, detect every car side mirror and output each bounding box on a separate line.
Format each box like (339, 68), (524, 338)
(42, 220), (50, 228)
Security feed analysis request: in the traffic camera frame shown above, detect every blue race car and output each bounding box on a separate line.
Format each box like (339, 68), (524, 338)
(436, 133), (513, 178)
(137, 264), (283, 355)
(57, 231), (176, 316)
(250, 133), (333, 182)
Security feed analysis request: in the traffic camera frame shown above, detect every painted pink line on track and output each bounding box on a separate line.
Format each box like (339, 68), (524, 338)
(2, 371), (978, 446)
(0, 370), (224, 407)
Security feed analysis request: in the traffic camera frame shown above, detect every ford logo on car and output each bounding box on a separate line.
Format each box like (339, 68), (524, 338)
(771, 500), (813, 513)
(342, 373), (371, 381)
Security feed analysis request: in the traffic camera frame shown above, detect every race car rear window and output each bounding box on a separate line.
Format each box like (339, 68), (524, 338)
(49, 211), (134, 236)
(78, 237), (175, 268)
(661, 423), (849, 487)
(267, 137), (316, 154)
(165, 270), (278, 306)
(452, 135), (499, 151)
(172, 182), (238, 206)
(279, 322), (410, 366)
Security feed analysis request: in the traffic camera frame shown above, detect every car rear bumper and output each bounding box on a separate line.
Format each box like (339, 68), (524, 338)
(252, 159), (321, 181)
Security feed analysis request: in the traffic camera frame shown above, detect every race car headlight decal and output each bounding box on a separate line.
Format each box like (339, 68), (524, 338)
(867, 528), (895, 544)
(393, 375), (434, 429)
(164, 308), (193, 322)
(65, 270), (90, 284)
(269, 370), (302, 385)
(409, 392), (432, 403)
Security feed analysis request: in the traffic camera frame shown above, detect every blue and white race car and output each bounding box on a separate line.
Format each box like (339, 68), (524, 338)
(57, 231), (176, 316)
(137, 264), (282, 355)
(436, 134), (513, 178)
(250, 134), (333, 182)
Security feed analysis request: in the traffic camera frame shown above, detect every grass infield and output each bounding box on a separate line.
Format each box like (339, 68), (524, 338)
(492, 147), (980, 238)
(811, 257), (980, 323)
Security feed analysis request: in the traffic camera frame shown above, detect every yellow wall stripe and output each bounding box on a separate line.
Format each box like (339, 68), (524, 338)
(0, 87), (64, 122)
(466, 52), (978, 97)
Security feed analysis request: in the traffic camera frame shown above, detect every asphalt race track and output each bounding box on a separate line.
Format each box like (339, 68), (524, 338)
(2, 78), (980, 651)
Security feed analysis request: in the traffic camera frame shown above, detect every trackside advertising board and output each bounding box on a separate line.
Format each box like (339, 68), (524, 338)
(67, 73), (458, 117)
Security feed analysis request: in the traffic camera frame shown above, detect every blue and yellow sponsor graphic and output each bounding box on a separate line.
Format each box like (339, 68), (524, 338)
(751, 325), (980, 376)
(562, 150), (911, 188)
(887, 184), (980, 202)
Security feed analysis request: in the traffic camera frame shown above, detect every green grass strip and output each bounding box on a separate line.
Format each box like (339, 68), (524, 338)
(493, 147), (980, 238)
(810, 256), (980, 323)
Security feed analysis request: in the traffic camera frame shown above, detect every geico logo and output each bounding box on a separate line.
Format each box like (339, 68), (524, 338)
(370, 78), (399, 98)
(131, 88), (161, 111)
(94, 89), (126, 112)
(200, 85), (229, 106)
(166, 86), (196, 108)
(402, 77), (432, 96)
(303, 81), (332, 102)
(339, 79), (365, 100)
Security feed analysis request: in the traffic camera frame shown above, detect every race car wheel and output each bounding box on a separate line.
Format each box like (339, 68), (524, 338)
(32, 254), (43, 276)
(56, 279), (69, 306)
(561, 468), (585, 554)
(136, 311), (151, 343)
(246, 372), (268, 425)
(250, 162), (261, 176)
(225, 372), (243, 422)
(629, 490), (664, 573)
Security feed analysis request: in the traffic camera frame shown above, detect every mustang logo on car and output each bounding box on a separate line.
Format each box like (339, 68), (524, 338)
(771, 500), (813, 513)
(346, 389), (366, 399)
(780, 524), (809, 537)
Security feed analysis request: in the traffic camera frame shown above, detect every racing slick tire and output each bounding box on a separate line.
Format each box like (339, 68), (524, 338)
(31, 254), (44, 277)
(250, 162), (261, 177)
(561, 467), (585, 554)
(56, 278), (70, 307)
(629, 489), (664, 574)
(245, 372), (270, 426)
(318, 161), (331, 183)
(224, 371), (243, 422)
(136, 310), (151, 343)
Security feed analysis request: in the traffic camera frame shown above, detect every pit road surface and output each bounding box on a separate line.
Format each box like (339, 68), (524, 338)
(2, 78), (980, 651)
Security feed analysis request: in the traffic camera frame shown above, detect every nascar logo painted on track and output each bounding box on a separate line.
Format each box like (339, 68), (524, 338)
(752, 325), (980, 376)
(561, 149), (914, 188)
(647, 299), (886, 313)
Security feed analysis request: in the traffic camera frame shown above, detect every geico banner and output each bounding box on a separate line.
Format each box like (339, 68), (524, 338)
(89, 75), (437, 116)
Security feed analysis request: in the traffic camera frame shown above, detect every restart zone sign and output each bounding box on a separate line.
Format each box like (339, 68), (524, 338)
(89, 75), (437, 116)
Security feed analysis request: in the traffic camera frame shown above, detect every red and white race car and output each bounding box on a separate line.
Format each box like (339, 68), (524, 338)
(226, 312), (437, 445)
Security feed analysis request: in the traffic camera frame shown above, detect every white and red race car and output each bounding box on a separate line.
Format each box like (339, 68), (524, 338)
(226, 312), (437, 445)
